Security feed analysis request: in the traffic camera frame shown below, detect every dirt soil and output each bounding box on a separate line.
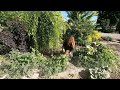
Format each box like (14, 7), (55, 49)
(101, 33), (120, 41)
(50, 63), (86, 79)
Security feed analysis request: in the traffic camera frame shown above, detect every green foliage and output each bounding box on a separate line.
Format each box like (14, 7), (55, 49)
(96, 11), (120, 33)
(65, 11), (96, 46)
(0, 55), (6, 61)
(102, 36), (113, 41)
(73, 19), (95, 46)
(43, 55), (69, 76)
(37, 12), (54, 51)
(0, 49), (45, 79)
(89, 66), (111, 79)
(0, 11), (40, 49)
(0, 49), (69, 79)
(77, 30), (101, 46)
(72, 42), (118, 68)
(0, 11), (66, 51)
(0, 11), (19, 26)
(90, 30), (102, 41)
(98, 29), (116, 33)
(66, 11), (96, 21)
(37, 11), (66, 51)
(78, 37), (84, 45)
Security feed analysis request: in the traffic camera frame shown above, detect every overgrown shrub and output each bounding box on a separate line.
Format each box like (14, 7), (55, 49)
(0, 49), (69, 79)
(0, 49), (43, 78)
(44, 55), (69, 76)
(77, 30), (101, 46)
(65, 17), (95, 46)
(7, 20), (31, 52)
(0, 11), (67, 52)
(0, 19), (34, 54)
(72, 42), (118, 68)
(0, 11), (40, 50)
(37, 12), (54, 51)
(37, 11), (66, 52)
(0, 30), (16, 54)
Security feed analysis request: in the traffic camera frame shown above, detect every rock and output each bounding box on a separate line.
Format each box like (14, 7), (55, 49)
(0, 74), (8, 79)
(79, 69), (90, 79)
(21, 76), (29, 79)
(104, 71), (110, 79)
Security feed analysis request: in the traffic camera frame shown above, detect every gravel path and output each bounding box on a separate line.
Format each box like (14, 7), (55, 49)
(50, 63), (85, 79)
(101, 33), (120, 56)
(101, 33), (120, 40)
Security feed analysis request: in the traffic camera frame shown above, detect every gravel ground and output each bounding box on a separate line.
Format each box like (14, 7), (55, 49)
(50, 63), (85, 79)
(101, 33), (120, 41)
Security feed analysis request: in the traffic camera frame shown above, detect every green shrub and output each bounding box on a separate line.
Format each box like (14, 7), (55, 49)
(37, 11), (66, 52)
(0, 55), (6, 61)
(65, 14), (95, 46)
(0, 11), (40, 50)
(78, 37), (84, 45)
(72, 42), (118, 69)
(77, 30), (101, 46)
(86, 30), (101, 42)
(0, 49), (45, 79)
(43, 55), (69, 77)
(102, 36), (113, 41)
(0, 49), (69, 79)
(88, 66), (111, 79)
(0, 11), (67, 52)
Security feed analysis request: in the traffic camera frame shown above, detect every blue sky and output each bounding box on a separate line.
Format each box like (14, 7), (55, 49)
(61, 11), (97, 21)
(61, 11), (69, 21)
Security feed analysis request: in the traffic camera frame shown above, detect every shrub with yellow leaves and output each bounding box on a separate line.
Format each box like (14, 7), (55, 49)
(86, 35), (92, 43)
(86, 30), (101, 43)
(91, 30), (101, 41)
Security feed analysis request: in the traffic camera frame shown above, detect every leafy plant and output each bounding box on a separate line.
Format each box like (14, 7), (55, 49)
(37, 11), (66, 52)
(43, 55), (69, 76)
(91, 30), (101, 41)
(0, 11), (40, 50)
(0, 11), (67, 52)
(0, 55), (6, 61)
(0, 49), (44, 78)
(0, 49), (69, 79)
(102, 36), (113, 41)
(65, 12), (96, 46)
(78, 37), (84, 45)
(89, 66), (111, 79)
(72, 42), (118, 69)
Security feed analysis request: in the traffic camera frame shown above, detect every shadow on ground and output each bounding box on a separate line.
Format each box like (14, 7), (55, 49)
(79, 69), (90, 79)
